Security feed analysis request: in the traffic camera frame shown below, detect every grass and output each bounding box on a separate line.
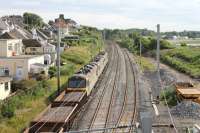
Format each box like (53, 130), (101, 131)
(161, 47), (200, 78)
(0, 76), (67, 133)
(135, 56), (156, 72)
(61, 46), (91, 65)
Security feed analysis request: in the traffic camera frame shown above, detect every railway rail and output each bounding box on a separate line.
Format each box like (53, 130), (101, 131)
(70, 43), (139, 133)
(124, 49), (138, 132)
(88, 44), (118, 129)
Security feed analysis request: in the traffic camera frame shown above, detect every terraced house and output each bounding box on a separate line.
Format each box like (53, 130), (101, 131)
(0, 38), (47, 80)
(22, 39), (56, 65)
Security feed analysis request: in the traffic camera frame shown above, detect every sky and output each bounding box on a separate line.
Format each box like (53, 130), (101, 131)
(0, 0), (200, 31)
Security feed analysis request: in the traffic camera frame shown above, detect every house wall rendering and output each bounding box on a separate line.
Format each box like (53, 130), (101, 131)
(0, 39), (23, 57)
(0, 78), (11, 100)
(0, 55), (45, 80)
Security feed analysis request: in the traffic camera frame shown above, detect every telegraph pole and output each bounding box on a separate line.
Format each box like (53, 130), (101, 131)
(103, 30), (106, 41)
(139, 37), (142, 57)
(156, 24), (161, 99)
(57, 18), (61, 94)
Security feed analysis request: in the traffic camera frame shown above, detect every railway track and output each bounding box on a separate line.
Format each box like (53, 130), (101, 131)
(70, 43), (138, 133)
(88, 44), (119, 129)
(110, 48), (138, 133)
(124, 49), (138, 132)
(111, 48), (128, 133)
(104, 44), (121, 131)
(70, 43), (118, 130)
(88, 43), (120, 130)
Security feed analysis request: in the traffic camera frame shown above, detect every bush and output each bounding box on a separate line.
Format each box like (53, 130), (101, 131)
(0, 79), (49, 119)
(1, 104), (15, 118)
(12, 80), (37, 91)
(35, 74), (48, 81)
(48, 67), (56, 78)
(180, 42), (187, 47)
(160, 86), (178, 107)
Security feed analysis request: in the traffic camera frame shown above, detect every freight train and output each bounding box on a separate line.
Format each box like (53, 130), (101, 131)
(25, 51), (108, 133)
(67, 51), (108, 95)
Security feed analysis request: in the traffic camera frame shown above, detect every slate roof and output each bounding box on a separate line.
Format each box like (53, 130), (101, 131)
(22, 39), (42, 47)
(0, 26), (33, 39)
(0, 32), (15, 39)
(0, 19), (8, 30)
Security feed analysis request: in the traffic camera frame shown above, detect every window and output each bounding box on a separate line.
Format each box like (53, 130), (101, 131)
(4, 68), (9, 76)
(68, 77), (86, 88)
(17, 66), (23, 76)
(5, 82), (9, 91)
(0, 67), (4, 76)
(30, 48), (37, 51)
(8, 44), (13, 50)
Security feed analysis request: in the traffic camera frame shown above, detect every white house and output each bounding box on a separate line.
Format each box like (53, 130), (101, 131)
(0, 77), (12, 100)
(0, 39), (47, 80)
(0, 39), (23, 57)
(22, 39), (56, 65)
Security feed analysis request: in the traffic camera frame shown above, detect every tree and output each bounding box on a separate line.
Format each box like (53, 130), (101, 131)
(180, 42), (187, 47)
(23, 12), (44, 29)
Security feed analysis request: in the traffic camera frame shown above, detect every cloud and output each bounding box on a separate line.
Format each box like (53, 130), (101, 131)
(12, 0), (41, 7)
(0, 0), (200, 31)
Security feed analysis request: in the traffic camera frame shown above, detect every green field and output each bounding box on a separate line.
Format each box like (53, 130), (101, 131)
(161, 47), (200, 78)
(168, 39), (200, 46)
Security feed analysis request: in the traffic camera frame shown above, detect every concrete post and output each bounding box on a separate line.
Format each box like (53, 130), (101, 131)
(140, 112), (152, 133)
(156, 24), (161, 99)
(57, 18), (61, 94)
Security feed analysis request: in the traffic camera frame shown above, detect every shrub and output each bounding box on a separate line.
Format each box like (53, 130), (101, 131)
(12, 80), (37, 91)
(1, 104), (15, 118)
(48, 67), (56, 78)
(35, 74), (48, 81)
(160, 86), (178, 107)
(180, 42), (187, 47)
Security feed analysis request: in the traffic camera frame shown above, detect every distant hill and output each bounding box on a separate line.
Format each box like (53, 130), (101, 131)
(163, 31), (200, 38)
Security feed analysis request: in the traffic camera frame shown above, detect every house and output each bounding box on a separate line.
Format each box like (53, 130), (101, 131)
(0, 39), (47, 80)
(0, 55), (46, 80)
(49, 14), (78, 37)
(1, 15), (25, 28)
(0, 77), (12, 100)
(0, 39), (23, 57)
(0, 26), (33, 39)
(22, 39), (56, 65)
(0, 18), (14, 35)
